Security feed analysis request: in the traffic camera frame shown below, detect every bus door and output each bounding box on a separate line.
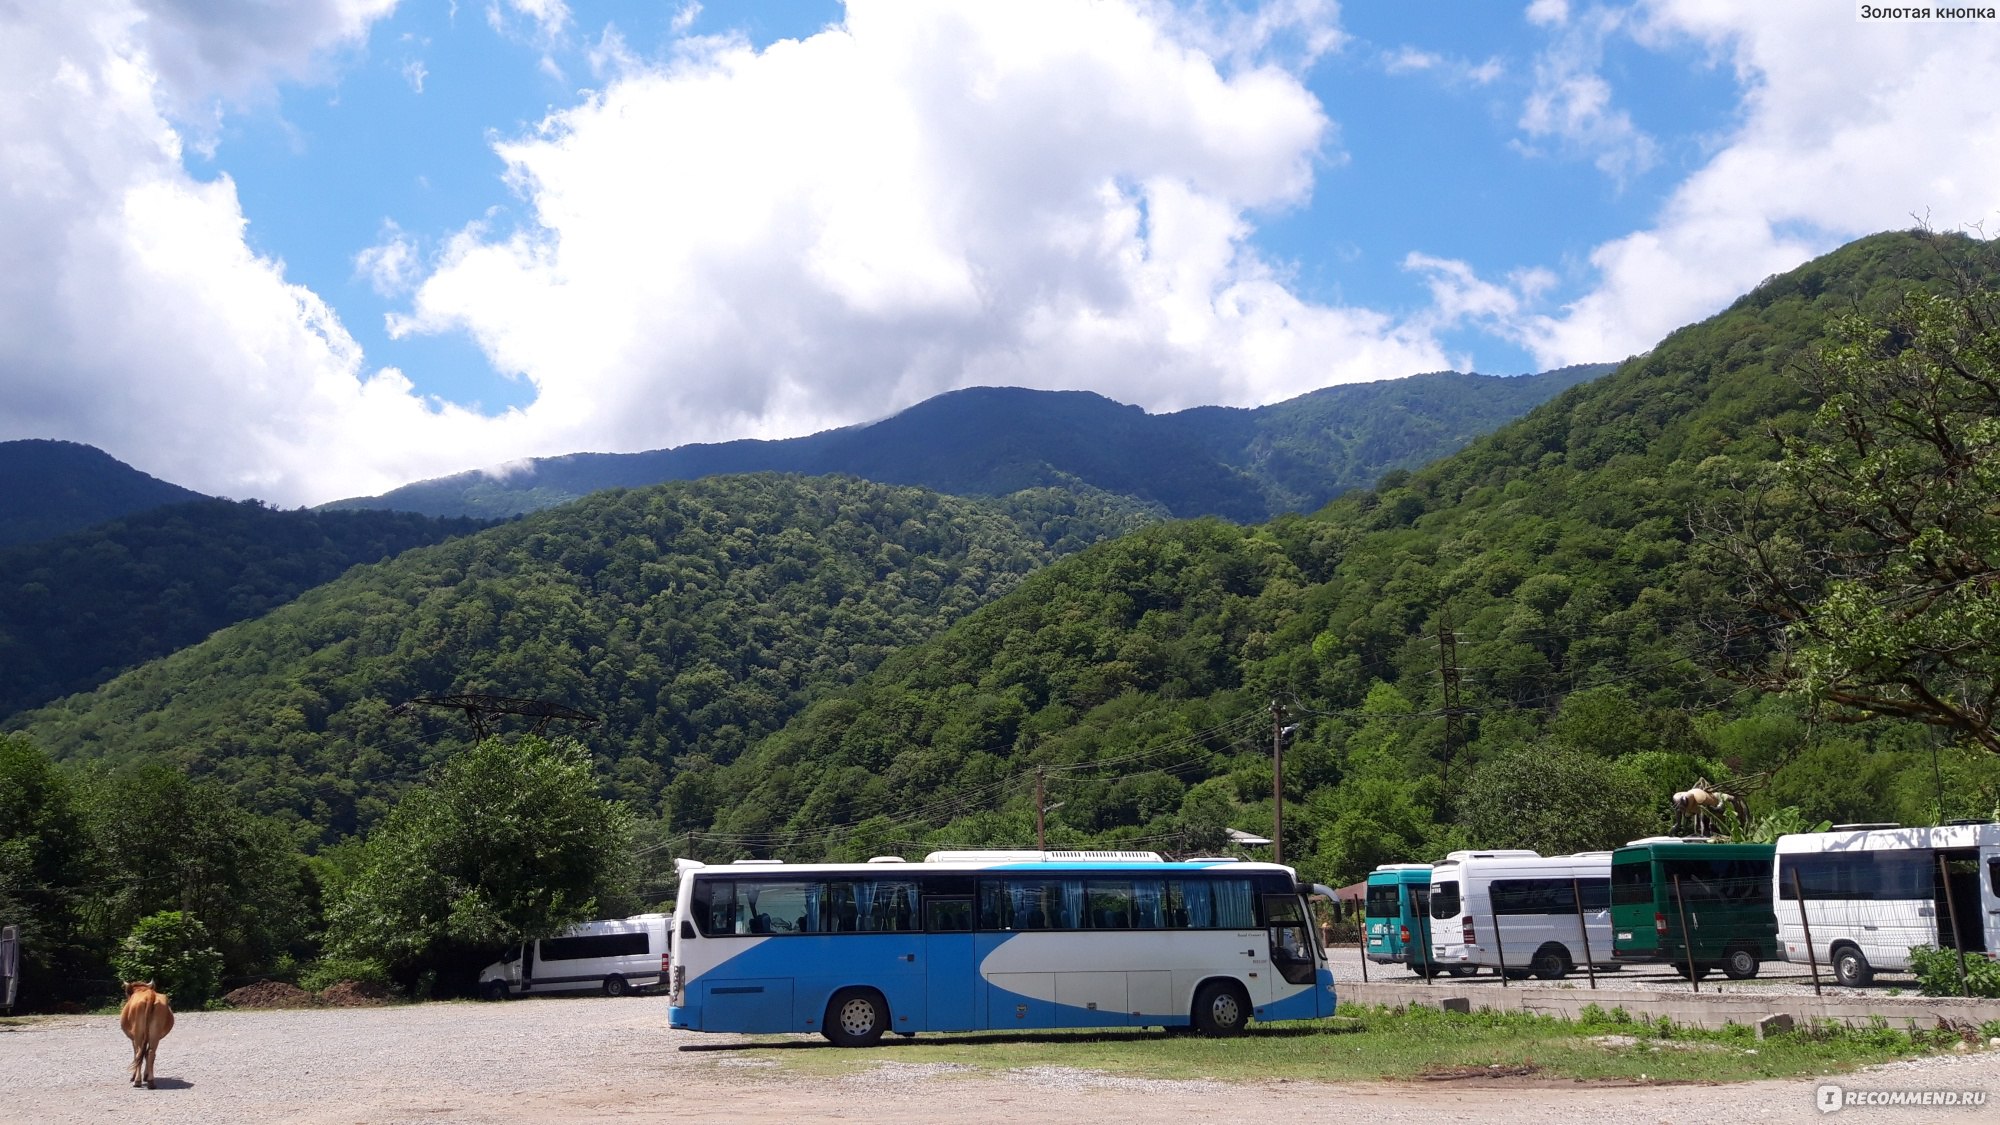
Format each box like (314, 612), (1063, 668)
(924, 894), (977, 1032)
(1263, 894), (1317, 986)
(1939, 848), (1990, 954)
(1982, 843), (2000, 954)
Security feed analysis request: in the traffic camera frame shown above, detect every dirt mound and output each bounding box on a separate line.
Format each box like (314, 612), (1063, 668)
(317, 980), (394, 1006)
(223, 980), (317, 1009)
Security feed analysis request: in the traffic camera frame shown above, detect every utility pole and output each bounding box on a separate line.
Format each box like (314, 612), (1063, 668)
(1035, 768), (1046, 853)
(1271, 699), (1287, 866)
(1437, 609), (1463, 798)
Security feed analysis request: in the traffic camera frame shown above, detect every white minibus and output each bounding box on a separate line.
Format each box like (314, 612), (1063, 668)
(1773, 822), (2000, 986)
(479, 913), (671, 999)
(1428, 849), (1616, 980)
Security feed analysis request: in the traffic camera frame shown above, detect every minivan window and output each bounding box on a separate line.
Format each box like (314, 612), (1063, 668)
(1429, 880), (1460, 919)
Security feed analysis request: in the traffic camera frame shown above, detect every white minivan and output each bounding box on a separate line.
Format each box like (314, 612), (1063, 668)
(1428, 849), (1617, 979)
(480, 913), (671, 999)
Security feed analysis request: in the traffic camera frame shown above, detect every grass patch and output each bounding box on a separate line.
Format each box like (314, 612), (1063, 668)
(711, 1003), (1972, 1085)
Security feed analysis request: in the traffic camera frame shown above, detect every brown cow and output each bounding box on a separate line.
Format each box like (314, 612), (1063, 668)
(119, 981), (174, 1089)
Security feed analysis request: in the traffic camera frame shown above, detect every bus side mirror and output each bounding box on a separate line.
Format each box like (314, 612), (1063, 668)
(680, 919), (697, 940)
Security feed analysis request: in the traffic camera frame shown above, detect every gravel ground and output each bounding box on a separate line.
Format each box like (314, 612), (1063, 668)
(5, 995), (1999, 1125)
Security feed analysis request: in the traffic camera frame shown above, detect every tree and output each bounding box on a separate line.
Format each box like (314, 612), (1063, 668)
(327, 736), (636, 982)
(113, 911), (223, 1007)
(1456, 745), (1660, 855)
(0, 734), (94, 1008)
(1696, 284), (2000, 752)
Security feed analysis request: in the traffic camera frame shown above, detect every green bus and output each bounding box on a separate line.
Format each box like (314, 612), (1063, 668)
(1609, 839), (1778, 980)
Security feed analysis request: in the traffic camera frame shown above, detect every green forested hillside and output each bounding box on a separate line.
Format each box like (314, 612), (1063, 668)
(0, 439), (207, 547)
(13, 476), (1149, 843)
(327, 367), (1608, 522)
(0, 500), (487, 720)
(672, 231), (2000, 881)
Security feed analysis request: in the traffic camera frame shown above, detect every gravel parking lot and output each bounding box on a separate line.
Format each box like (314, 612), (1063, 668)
(5, 994), (1998, 1125)
(1324, 944), (1925, 999)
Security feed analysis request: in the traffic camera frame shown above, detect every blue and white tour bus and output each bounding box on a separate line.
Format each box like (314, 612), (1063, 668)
(667, 849), (1337, 1045)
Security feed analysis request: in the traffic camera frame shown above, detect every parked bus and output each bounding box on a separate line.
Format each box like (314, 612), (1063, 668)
(1365, 863), (1470, 977)
(1610, 838), (1777, 980)
(1427, 849), (1615, 980)
(1774, 821), (2000, 986)
(479, 913), (670, 999)
(666, 850), (1337, 1044)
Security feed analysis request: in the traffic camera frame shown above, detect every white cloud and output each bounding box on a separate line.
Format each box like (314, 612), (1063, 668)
(401, 57), (427, 92)
(1526, 0), (1570, 27)
(1500, 1), (2000, 368)
(388, 1), (1451, 459)
(1518, 3), (1659, 183)
(671, 3), (702, 35)
(133, 0), (397, 113)
(356, 222), (421, 296)
(0, 1), (511, 504)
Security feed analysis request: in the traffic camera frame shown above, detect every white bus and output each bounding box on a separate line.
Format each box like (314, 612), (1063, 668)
(1427, 849), (1616, 980)
(1773, 822), (2000, 986)
(479, 913), (671, 999)
(666, 850), (1337, 1045)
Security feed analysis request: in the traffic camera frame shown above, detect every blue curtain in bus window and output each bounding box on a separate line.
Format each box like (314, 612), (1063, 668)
(1132, 880), (1164, 928)
(1214, 879), (1255, 928)
(854, 881), (876, 929)
(1060, 880), (1086, 929)
(803, 884), (823, 933)
(1181, 880), (1214, 928)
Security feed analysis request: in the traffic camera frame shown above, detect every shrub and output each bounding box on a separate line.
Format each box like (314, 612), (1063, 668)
(298, 956), (392, 994)
(112, 911), (223, 1007)
(1908, 945), (2000, 998)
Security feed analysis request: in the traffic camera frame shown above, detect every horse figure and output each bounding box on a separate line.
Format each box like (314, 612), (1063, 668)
(1671, 778), (1749, 837)
(119, 981), (174, 1089)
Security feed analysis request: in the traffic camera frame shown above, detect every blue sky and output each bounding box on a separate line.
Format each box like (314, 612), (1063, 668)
(4, 2), (1998, 505)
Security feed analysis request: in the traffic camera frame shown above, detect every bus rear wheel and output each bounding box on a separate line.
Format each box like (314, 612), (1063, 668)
(1448, 965), (1478, 978)
(1192, 981), (1249, 1037)
(481, 980), (509, 1002)
(824, 988), (889, 1047)
(602, 975), (630, 998)
(1722, 946), (1760, 980)
(1530, 945), (1571, 980)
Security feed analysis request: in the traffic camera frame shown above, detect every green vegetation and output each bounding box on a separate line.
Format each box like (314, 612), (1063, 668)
(746, 1004), (1960, 1084)
(112, 912), (224, 1008)
(14, 476), (1146, 843)
(1697, 283), (2000, 752)
(331, 368), (1608, 521)
(326, 736), (635, 983)
(0, 499), (486, 719)
(1908, 944), (2000, 998)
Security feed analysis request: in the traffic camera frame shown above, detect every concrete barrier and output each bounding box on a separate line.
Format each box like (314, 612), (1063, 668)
(1337, 980), (2000, 1031)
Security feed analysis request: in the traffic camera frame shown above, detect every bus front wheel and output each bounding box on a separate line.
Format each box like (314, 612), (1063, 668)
(1191, 981), (1249, 1037)
(824, 988), (889, 1047)
(481, 980), (509, 1002)
(1832, 946), (1873, 988)
(1530, 945), (1571, 980)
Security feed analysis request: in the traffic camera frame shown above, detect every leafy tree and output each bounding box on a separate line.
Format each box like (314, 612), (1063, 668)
(1456, 745), (1661, 855)
(81, 764), (309, 980)
(1697, 282), (2000, 752)
(112, 911), (223, 1006)
(0, 734), (94, 1007)
(327, 736), (636, 984)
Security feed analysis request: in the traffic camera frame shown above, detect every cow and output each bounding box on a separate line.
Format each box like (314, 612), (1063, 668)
(119, 981), (174, 1089)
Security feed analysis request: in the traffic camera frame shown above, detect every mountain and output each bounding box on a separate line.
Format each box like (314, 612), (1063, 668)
(662, 230), (2000, 871)
(0, 500), (488, 722)
(10, 476), (1149, 842)
(0, 440), (208, 547)
(324, 367), (1611, 521)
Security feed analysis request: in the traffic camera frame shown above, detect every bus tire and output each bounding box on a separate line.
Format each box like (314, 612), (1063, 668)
(1448, 965), (1478, 978)
(1722, 945), (1760, 980)
(481, 980), (509, 1002)
(1530, 944), (1571, 980)
(1672, 962), (1710, 982)
(824, 988), (889, 1047)
(1191, 981), (1249, 1037)
(602, 975), (630, 998)
(1831, 945), (1873, 987)
(1502, 968), (1532, 980)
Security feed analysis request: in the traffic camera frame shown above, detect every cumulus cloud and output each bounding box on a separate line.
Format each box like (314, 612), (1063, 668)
(0, 1), (512, 504)
(1517, 3), (1659, 183)
(1499, 1), (2000, 367)
(388, 0), (1450, 458)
